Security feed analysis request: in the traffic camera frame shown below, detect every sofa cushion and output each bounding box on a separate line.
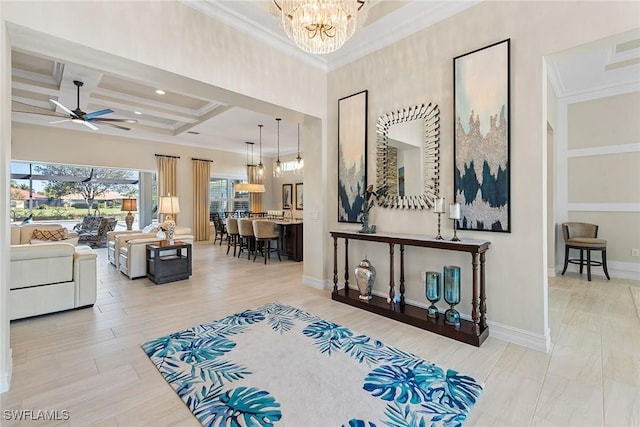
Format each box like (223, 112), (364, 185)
(32, 227), (68, 241)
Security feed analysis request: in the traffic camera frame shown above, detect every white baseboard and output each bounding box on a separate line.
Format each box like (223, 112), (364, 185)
(488, 323), (551, 353)
(302, 275), (332, 290)
(0, 348), (12, 393)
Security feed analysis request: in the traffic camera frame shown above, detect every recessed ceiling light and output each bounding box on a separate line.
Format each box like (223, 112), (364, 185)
(155, 89), (165, 95)
(133, 111), (142, 115)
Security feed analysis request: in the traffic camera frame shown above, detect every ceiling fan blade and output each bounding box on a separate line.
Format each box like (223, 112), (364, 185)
(50, 99), (77, 117)
(85, 109), (113, 119)
(13, 110), (68, 118)
(97, 121), (131, 131)
(93, 118), (138, 124)
(49, 119), (72, 124)
(81, 120), (99, 131)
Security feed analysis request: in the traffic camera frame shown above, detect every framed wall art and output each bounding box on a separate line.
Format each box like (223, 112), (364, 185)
(295, 183), (303, 210)
(453, 39), (511, 232)
(282, 184), (293, 210)
(338, 89), (368, 223)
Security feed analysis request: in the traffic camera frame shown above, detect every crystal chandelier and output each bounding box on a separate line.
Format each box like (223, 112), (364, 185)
(272, 0), (369, 55)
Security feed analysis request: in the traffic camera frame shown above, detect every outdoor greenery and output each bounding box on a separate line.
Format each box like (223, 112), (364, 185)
(34, 165), (138, 214)
(10, 206), (129, 223)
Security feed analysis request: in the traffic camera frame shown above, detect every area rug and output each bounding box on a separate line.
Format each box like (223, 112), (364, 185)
(141, 302), (483, 426)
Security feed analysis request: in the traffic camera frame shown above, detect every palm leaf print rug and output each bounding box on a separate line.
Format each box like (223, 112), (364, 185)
(141, 302), (483, 426)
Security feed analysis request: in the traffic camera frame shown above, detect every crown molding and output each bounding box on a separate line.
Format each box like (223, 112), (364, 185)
(185, 1), (481, 73)
(325, 0), (482, 71)
(183, 0), (328, 71)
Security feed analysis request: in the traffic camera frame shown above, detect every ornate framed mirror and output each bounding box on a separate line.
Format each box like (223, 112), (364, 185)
(376, 103), (440, 209)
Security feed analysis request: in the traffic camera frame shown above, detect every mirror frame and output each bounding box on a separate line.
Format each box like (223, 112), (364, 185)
(376, 103), (440, 209)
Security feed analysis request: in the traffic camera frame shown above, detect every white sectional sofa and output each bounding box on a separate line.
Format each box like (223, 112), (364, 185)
(107, 226), (194, 279)
(9, 224), (98, 320)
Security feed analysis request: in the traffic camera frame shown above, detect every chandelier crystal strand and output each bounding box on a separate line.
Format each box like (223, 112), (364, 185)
(276, 0), (368, 55)
(257, 124), (264, 176)
(274, 118), (282, 178)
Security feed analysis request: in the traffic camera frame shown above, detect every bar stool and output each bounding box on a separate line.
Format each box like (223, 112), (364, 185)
(237, 218), (255, 260)
(561, 222), (610, 281)
(252, 220), (281, 264)
(226, 218), (239, 256)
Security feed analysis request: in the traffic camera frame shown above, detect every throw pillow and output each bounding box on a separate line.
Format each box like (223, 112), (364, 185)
(31, 228), (68, 241)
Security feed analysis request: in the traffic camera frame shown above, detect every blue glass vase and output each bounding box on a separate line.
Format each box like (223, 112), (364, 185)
(425, 272), (441, 318)
(443, 265), (461, 327)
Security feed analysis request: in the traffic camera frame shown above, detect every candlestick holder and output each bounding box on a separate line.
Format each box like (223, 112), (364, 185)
(433, 197), (445, 240)
(449, 202), (461, 242)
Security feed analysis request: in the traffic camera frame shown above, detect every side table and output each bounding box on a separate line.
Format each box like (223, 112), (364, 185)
(146, 240), (192, 284)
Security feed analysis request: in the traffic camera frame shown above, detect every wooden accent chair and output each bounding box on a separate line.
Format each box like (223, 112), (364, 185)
(252, 220), (281, 264)
(561, 222), (610, 281)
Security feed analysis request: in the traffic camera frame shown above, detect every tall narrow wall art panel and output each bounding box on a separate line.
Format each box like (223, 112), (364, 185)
(338, 90), (368, 223)
(454, 39), (511, 232)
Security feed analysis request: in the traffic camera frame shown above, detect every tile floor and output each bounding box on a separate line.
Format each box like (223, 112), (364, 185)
(2, 241), (639, 426)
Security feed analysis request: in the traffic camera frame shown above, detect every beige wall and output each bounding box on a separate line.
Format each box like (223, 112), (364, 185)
(326, 0), (640, 348)
(566, 92), (640, 265)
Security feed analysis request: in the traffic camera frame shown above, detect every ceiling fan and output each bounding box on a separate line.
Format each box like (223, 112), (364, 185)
(13, 80), (137, 131)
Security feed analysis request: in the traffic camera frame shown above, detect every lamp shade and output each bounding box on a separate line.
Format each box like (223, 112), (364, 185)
(159, 195), (180, 215)
(121, 198), (137, 212)
(234, 183), (266, 193)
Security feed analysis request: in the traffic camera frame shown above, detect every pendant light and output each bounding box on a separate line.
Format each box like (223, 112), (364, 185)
(295, 122), (303, 173)
(274, 118), (282, 178)
(257, 124), (264, 176)
(234, 141), (265, 193)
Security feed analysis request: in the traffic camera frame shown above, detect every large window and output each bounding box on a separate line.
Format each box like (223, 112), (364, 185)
(210, 178), (248, 214)
(10, 161), (140, 223)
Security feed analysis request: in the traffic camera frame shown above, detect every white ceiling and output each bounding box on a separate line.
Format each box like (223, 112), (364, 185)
(10, 1), (640, 156)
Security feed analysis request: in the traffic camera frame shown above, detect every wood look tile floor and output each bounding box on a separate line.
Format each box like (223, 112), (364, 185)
(2, 241), (639, 426)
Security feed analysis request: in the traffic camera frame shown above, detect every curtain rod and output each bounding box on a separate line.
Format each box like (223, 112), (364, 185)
(191, 158), (213, 163)
(155, 154), (181, 159)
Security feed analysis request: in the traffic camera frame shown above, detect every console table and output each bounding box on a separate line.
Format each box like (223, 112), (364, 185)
(330, 231), (490, 346)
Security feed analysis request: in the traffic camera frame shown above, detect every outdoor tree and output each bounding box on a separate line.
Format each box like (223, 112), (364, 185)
(34, 165), (137, 214)
(10, 180), (30, 190)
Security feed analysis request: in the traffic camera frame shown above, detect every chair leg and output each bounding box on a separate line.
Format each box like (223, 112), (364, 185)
(579, 250), (584, 274)
(602, 249), (611, 280)
(586, 249), (592, 281)
(561, 246), (569, 275)
(265, 240), (269, 264)
(253, 240), (259, 262)
(226, 237), (231, 255)
(277, 237), (282, 262)
(233, 235), (238, 257)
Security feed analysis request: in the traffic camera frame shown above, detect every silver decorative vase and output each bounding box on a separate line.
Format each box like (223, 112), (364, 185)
(355, 258), (376, 300)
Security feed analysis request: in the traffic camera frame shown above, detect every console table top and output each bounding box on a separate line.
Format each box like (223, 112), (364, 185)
(330, 230), (490, 253)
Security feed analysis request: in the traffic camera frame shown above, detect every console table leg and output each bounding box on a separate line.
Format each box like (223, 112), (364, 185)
(344, 239), (350, 293)
(471, 253), (479, 336)
(388, 243), (395, 306)
(332, 236), (338, 293)
(399, 244), (405, 307)
(480, 251), (487, 329)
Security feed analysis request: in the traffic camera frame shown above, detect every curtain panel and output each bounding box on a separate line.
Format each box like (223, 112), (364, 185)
(156, 155), (178, 223)
(193, 159), (212, 241)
